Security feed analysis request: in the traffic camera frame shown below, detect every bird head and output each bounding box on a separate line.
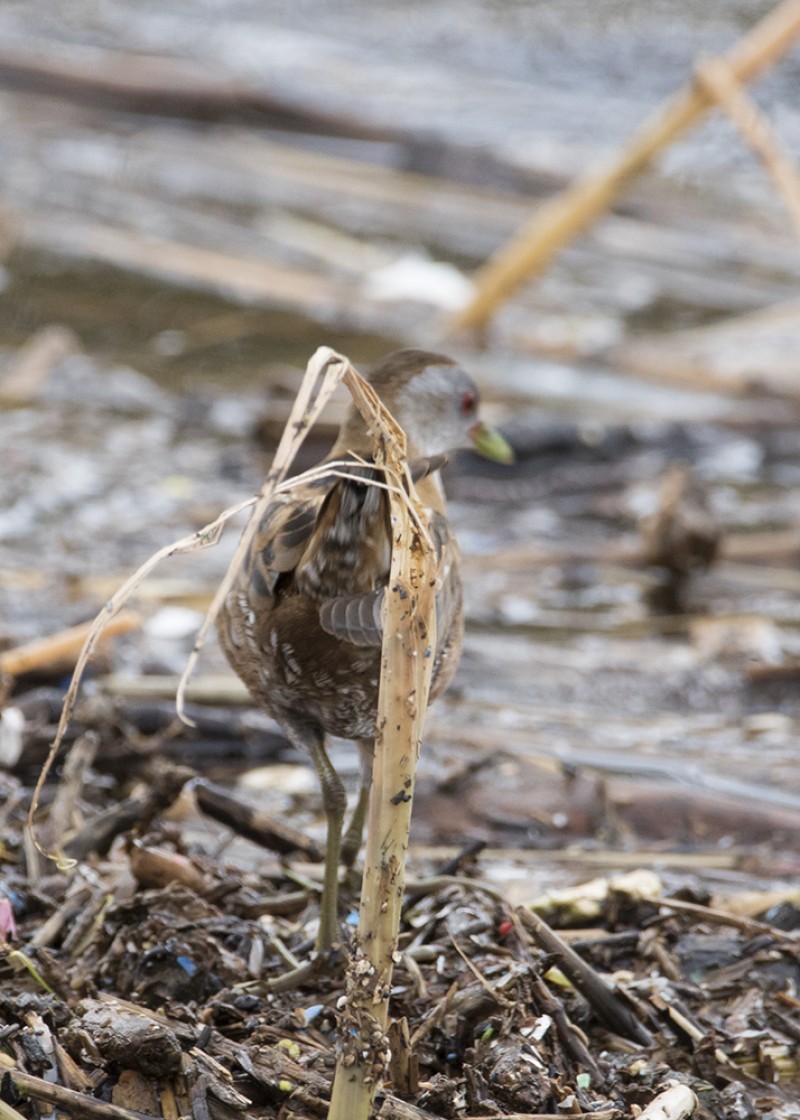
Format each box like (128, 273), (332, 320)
(338, 349), (514, 464)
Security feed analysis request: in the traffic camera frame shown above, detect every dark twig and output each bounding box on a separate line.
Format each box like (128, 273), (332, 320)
(64, 764), (195, 859)
(529, 970), (601, 1080)
(403, 838), (486, 914)
(193, 778), (323, 861)
(0, 44), (410, 140)
(518, 907), (654, 1047)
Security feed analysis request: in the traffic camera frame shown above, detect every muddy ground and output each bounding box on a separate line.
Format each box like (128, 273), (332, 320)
(2, 2), (800, 1117)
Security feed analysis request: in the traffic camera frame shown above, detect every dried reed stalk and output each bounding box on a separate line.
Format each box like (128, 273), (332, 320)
(448, 0), (800, 334)
(328, 375), (437, 1120)
(694, 57), (800, 238)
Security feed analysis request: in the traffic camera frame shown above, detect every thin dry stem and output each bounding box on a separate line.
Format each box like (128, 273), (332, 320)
(695, 56), (800, 238)
(27, 495), (255, 868)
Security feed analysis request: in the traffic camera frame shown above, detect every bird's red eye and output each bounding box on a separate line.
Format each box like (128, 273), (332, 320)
(460, 390), (477, 415)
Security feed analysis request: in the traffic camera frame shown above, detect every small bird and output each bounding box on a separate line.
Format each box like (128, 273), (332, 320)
(218, 349), (512, 952)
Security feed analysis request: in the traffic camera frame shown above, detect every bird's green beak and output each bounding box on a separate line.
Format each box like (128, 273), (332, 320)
(470, 421), (515, 465)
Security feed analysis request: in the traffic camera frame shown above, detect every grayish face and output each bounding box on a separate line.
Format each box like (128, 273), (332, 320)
(391, 364), (480, 458)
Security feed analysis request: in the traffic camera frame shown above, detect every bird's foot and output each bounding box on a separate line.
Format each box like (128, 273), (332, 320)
(340, 784), (370, 869)
(233, 923), (347, 995)
(262, 953), (324, 993)
(261, 941), (346, 993)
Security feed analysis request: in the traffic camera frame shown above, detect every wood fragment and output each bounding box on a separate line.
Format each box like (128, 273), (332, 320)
(0, 611), (141, 678)
(74, 999), (183, 1080)
(0, 1098), (29, 1120)
(0, 43), (408, 140)
(61, 888), (112, 959)
(9, 1068), (161, 1120)
(214, 1036), (330, 1111)
(640, 466), (721, 579)
(193, 778), (323, 861)
(0, 324), (78, 405)
(158, 1082), (180, 1120)
(60, 799), (150, 861)
(64, 764), (195, 860)
(712, 886), (800, 919)
(641, 893), (788, 937)
(18, 221), (346, 316)
(128, 841), (211, 894)
(638, 1082), (698, 1119)
(461, 525), (800, 574)
(403, 839), (487, 915)
(387, 1018), (419, 1097)
(53, 1038), (94, 1093)
(376, 1099), (441, 1120)
(456, 1114), (619, 1120)
(36, 731), (99, 855)
(111, 1071), (160, 1118)
(96, 673), (250, 704)
(613, 299), (800, 397)
(188, 1074), (212, 1120)
(528, 971), (601, 1079)
(28, 884), (93, 949)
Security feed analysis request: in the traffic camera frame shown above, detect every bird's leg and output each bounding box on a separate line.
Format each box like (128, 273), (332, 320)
(256, 725), (346, 990)
(307, 735), (347, 952)
(340, 739), (373, 869)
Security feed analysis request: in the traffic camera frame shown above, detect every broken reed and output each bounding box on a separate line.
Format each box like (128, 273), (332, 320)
(327, 372), (437, 1120)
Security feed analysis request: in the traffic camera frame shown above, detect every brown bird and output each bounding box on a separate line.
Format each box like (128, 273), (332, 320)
(218, 349), (512, 952)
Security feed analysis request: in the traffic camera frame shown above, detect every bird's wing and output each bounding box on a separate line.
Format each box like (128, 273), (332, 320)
(318, 508), (457, 649)
(242, 478), (330, 605)
(243, 456), (455, 649)
(243, 462), (389, 606)
(294, 462), (391, 601)
(318, 588), (385, 647)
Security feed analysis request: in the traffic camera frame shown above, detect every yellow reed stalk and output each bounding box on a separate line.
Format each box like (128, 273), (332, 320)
(328, 370), (437, 1120)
